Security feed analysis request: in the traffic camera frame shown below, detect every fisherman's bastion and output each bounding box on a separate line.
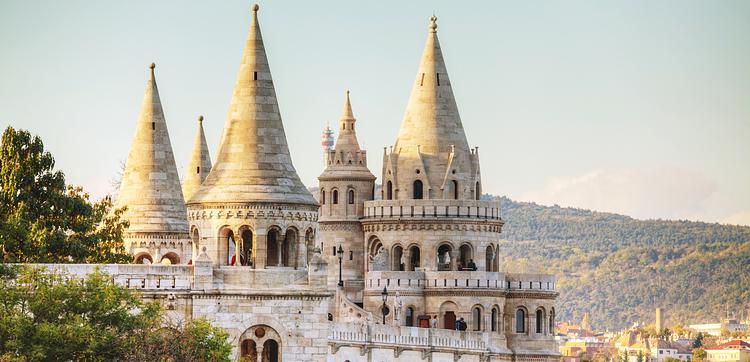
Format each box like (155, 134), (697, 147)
(44, 4), (560, 362)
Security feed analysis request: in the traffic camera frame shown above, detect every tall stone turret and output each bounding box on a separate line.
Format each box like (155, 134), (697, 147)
(117, 63), (190, 265)
(318, 91), (375, 300)
(186, 4), (318, 269)
(382, 16), (481, 201)
(182, 115), (212, 202)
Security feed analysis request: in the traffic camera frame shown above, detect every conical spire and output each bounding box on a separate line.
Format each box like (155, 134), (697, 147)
(394, 15), (470, 156)
(388, 16), (478, 200)
(189, 4), (316, 206)
(182, 115), (212, 202)
(333, 90), (360, 151)
(117, 63), (189, 233)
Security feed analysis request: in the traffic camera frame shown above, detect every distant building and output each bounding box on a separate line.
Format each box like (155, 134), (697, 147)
(705, 340), (750, 362)
(689, 319), (749, 337)
(615, 330), (692, 362)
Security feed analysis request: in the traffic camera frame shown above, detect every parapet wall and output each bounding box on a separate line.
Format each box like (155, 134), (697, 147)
(364, 271), (556, 293)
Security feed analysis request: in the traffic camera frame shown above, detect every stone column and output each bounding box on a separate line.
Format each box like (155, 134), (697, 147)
(255, 228), (267, 269)
(449, 250), (458, 271)
(404, 248), (412, 271)
(234, 228), (241, 267)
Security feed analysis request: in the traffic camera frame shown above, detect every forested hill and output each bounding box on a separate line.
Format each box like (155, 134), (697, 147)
(489, 195), (750, 331)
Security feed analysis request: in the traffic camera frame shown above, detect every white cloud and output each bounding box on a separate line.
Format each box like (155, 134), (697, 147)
(518, 167), (716, 221)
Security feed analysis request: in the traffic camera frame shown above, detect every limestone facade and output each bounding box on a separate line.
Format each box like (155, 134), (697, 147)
(98, 4), (559, 362)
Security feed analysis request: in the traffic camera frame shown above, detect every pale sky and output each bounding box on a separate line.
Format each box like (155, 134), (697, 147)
(1, 0), (748, 225)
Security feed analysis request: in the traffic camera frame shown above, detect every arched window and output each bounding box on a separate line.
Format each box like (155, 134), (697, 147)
(406, 307), (414, 326)
(452, 180), (459, 200)
(536, 309), (544, 333)
(333, 190), (339, 204)
(413, 180), (423, 199)
(475, 181), (481, 200)
(473, 307), (482, 331)
(321, 190), (326, 204)
(386, 181), (393, 200)
(491, 308), (498, 332)
(516, 309), (526, 333)
(348, 190), (354, 204)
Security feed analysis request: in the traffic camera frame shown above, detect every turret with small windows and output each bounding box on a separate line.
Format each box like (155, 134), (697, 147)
(318, 90), (376, 297)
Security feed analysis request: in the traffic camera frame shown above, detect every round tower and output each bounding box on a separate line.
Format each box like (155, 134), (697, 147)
(186, 5), (318, 270)
(318, 90), (376, 301)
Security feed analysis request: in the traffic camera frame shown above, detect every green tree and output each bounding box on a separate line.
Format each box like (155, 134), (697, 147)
(0, 127), (130, 263)
(692, 333), (704, 348)
(692, 347), (707, 362)
(0, 266), (232, 361)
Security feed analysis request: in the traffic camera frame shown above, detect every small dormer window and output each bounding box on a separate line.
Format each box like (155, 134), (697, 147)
(151, 122), (155, 130)
(196, 167), (200, 174)
(416, 169), (420, 174)
(437, 73), (440, 86)
(420, 73), (425, 86)
(253, 71), (257, 81)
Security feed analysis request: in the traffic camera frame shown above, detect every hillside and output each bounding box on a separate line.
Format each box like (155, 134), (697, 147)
(491, 195), (750, 331)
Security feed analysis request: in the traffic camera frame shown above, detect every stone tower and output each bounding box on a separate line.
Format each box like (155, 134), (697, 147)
(318, 91), (376, 299)
(182, 115), (212, 203)
(116, 63), (190, 265)
(187, 4), (318, 269)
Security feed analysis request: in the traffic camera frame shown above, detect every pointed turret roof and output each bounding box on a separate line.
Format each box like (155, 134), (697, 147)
(117, 63), (189, 234)
(182, 115), (212, 202)
(189, 4), (316, 206)
(333, 90), (360, 151)
(387, 16), (480, 200)
(394, 15), (470, 156)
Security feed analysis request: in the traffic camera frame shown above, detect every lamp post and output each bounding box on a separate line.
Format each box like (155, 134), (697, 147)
(337, 245), (344, 287)
(381, 287), (389, 324)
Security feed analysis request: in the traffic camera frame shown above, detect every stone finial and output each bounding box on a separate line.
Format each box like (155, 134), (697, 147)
(429, 15), (437, 33)
(198, 115), (204, 123)
(251, 3), (259, 12)
(149, 62), (156, 70)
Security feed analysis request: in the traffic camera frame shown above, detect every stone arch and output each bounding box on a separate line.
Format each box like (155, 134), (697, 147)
(320, 188), (326, 205)
(535, 307), (546, 334)
(458, 243), (473, 270)
(491, 304), (501, 332)
(439, 301), (459, 329)
(266, 226), (283, 267)
(190, 227), (200, 264)
(472, 304), (484, 331)
(133, 252), (153, 264)
(413, 179), (423, 199)
(160, 252), (180, 265)
(475, 181), (481, 200)
(347, 188), (355, 204)
(238, 225), (254, 266)
(332, 188), (339, 204)
(386, 180), (393, 200)
(391, 244), (404, 271)
(407, 244), (421, 271)
(436, 242), (454, 271)
(368, 236), (383, 257)
(405, 305), (416, 327)
(549, 307), (556, 334)
(305, 227), (315, 265)
(451, 180), (459, 200)
(515, 306), (529, 334)
(485, 244), (495, 272)
(218, 225), (236, 266)
(284, 226), (299, 268)
(239, 324), (283, 362)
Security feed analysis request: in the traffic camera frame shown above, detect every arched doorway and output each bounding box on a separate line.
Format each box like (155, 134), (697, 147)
(440, 301), (458, 330)
(219, 227), (236, 266)
(437, 244), (452, 271)
(485, 245), (495, 272)
(406, 307), (415, 327)
(240, 339), (257, 361)
(134, 252), (153, 264)
(160, 252), (180, 265)
(263, 340), (279, 362)
(266, 228), (280, 267)
(239, 228), (253, 266)
(408, 245), (420, 271)
(413, 180), (423, 199)
(392, 245), (404, 271)
(458, 244), (472, 270)
(239, 325), (282, 362)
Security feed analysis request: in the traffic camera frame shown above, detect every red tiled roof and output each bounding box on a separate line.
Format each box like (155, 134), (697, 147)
(706, 340), (750, 350)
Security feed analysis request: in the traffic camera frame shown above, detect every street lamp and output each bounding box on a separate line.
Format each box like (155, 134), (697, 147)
(337, 245), (344, 287)
(381, 287), (389, 324)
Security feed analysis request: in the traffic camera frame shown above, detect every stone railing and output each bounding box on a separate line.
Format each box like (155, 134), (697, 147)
(362, 199), (502, 221)
(365, 271), (556, 293)
(35, 264), (193, 290)
(329, 322), (488, 352)
(336, 288), (374, 323)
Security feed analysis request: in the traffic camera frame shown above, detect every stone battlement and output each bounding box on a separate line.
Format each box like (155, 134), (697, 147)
(329, 322), (493, 353)
(364, 271), (556, 293)
(363, 199), (501, 220)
